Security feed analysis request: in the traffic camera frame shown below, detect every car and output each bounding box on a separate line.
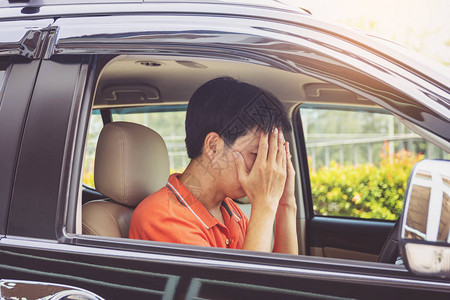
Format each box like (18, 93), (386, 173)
(0, 0), (449, 299)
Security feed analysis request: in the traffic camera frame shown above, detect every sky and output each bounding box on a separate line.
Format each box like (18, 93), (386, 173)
(296, 0), (450, 67)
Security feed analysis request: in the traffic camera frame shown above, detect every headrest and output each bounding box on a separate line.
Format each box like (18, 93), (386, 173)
(94, 122), (170, 207)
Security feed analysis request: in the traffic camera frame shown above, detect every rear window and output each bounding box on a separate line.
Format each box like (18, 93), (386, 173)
(300, 104), (449, 220)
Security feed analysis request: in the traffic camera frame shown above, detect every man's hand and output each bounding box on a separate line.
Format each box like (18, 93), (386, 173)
(233, 127), (288, 252)
(233, 127), (287, 212)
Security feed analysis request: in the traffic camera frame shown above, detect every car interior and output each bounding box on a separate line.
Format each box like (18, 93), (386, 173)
(78, 54), (447, 263)
(82, 121), (170, 238)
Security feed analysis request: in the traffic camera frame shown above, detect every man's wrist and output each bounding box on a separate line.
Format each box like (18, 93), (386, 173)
(250, 196), (279, 214)
(277, 201), (297, 214)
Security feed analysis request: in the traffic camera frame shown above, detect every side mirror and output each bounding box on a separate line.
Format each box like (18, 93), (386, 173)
(400, 159), (449, 279)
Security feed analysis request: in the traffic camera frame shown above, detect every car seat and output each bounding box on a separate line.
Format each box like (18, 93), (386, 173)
(82, 121), (170, 238)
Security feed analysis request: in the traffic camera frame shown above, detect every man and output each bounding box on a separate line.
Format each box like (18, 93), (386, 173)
(129, 77), (298, 254)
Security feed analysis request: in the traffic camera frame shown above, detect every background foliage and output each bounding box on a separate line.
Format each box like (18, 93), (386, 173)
(311, 150), (424, 220)
(297, 0), (449, 67)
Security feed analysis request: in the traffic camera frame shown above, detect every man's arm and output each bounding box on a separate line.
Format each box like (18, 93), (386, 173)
(272, 142), (298, 254)
(273, 202), (298, 254)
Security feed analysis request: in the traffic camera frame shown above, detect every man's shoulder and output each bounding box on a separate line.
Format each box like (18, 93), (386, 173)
(134, 186), (172, 212)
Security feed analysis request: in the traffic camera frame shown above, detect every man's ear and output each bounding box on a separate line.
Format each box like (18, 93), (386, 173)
(203, 132), (221, 161)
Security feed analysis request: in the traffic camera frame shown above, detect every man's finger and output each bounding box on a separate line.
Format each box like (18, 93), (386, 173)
(281, 140), (287, 170)
(256, 131), (269, 163)
(276, 128), (285, 164)
(286, 142), (294, 171)
(267, 127), (278, 163)
(233, 151), (249, 181)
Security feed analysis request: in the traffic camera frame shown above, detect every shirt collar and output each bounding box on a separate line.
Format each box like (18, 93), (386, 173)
(167, 174), (242, 229)
(167, 174), (218, 229)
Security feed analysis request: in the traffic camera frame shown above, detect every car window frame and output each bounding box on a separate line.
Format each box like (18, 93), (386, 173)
(50, 12), (449, 255)
(39, 11), (449, 275)
(71, 57), (445, 258)
(71, 56), (393, 265)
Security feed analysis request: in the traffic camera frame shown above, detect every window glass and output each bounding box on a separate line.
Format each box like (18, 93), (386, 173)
(300, 105), (449, 220)
(112, 106), (188, 173)
(82, 106), (189, 188)
(82, 111), (103, 187)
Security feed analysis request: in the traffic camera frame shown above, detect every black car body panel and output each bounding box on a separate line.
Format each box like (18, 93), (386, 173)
(1, 238), (450, 299)
(0, 57), (41, 236)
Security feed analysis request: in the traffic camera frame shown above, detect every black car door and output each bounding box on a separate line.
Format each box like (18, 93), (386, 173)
(1, 4), (449, 300)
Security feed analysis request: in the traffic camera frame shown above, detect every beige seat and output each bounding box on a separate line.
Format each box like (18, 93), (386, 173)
(82, 121), (170, 238)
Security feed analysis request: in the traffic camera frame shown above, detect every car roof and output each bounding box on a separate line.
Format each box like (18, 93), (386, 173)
(1, 0), (447, 87)
(0, 0), (310, 14)
(1, 0), (448, 108)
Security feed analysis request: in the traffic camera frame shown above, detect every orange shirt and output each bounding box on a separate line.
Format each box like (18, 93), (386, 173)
(129, 174), (248, 249)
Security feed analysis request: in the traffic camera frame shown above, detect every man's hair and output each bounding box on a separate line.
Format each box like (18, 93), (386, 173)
(185, 77), (291, 159)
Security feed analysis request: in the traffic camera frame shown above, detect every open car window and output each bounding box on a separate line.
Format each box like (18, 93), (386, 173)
(77, 50), (448, 265)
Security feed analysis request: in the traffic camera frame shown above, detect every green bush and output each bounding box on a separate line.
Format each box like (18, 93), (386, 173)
(310, 150), (423, 220)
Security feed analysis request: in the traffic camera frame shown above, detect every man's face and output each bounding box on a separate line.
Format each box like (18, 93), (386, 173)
(214, 128), (261, 199)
